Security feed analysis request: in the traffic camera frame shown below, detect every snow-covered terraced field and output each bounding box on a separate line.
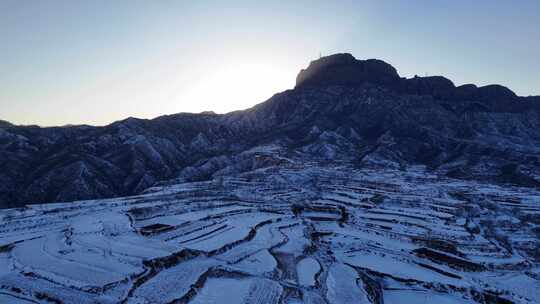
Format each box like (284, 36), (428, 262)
(0, 161), (539, 303)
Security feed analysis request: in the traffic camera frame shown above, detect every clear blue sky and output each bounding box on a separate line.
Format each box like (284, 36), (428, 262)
(1, 0), (539, 126)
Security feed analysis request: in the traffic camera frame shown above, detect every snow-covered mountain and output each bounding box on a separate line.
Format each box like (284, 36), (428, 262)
(1, 53), (539, 208)
(0, 54), (539, 303)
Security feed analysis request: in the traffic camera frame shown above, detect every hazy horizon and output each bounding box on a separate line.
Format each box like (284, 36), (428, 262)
(2, 0), (539, 127)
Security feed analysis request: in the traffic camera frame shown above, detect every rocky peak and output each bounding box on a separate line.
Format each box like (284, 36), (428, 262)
(0, 120), (14, 129)
(476, 84), (517, 101)
(401, 75), (456, 98)
(294, 54), (527, 110)
(295, 53), (399, 88)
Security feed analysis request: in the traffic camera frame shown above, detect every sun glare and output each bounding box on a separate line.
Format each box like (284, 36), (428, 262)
(180, 62), (294, 114)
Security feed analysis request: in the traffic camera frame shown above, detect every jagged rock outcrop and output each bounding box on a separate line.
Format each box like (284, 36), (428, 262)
(1, 53), (539, 208)
(296, 53), (399, 88)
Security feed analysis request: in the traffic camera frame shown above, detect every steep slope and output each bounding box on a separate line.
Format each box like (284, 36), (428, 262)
(1, 53), (539, 208)
(0, 114), (246, 208)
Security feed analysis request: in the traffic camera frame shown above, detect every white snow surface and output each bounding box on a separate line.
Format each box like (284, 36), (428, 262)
(0, 158), (539, 303)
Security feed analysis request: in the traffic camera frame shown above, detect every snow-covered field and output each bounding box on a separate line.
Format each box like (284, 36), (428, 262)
(1, 160), (539, 303)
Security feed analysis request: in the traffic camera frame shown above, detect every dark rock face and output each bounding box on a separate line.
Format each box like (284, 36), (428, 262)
(0, 120), (13, 128)
(399, 76), (456, 99)
(295, 53), (399, 88)
(1, 53), (539, 208)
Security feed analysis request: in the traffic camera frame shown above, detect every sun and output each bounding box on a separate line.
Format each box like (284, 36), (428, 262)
(180, 62), (294, 114)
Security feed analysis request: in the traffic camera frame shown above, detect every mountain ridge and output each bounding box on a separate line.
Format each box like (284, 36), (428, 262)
(1, 53), (539, 208)
(3, 53), (539, 129)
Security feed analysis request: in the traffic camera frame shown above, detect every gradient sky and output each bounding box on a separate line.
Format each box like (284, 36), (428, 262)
(1, 1), (539, 126)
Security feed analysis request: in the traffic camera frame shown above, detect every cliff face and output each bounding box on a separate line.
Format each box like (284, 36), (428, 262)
(1, 53), (539, 208)
(295, 53), (400, 88)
